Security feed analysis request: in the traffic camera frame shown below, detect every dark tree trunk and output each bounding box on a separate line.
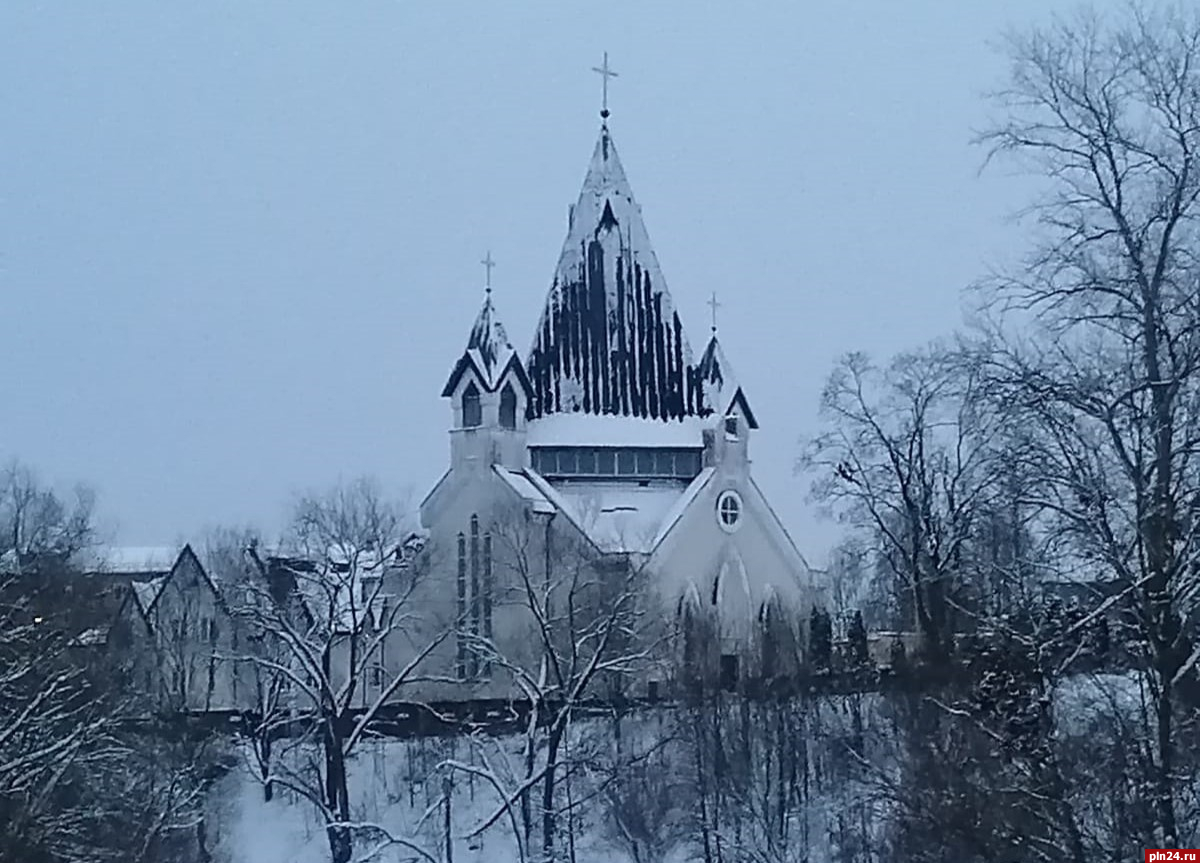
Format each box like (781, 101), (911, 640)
(541, 720), (566, 861)
(324, 722), (352, 863)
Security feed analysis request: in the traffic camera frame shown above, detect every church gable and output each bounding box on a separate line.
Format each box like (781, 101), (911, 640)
(649, 473), (811, 614)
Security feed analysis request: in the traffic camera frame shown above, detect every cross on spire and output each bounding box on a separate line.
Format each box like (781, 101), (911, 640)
(707, 291), (722, 334)
(481, 250), (496, 293)
(592, 51), (618, 120)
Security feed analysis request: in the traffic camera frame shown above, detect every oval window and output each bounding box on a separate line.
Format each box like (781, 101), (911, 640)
(716, 490), (743, 533)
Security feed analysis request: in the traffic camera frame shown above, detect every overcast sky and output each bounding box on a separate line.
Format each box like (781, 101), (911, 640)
(1, 1), (1083, 563)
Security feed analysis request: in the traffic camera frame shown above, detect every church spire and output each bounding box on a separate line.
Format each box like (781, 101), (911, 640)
(526, 123), (715, 423)
(441, 284), (528, 397)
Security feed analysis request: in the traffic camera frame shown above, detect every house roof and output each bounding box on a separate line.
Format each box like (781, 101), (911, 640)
(83, 545), (179, 576)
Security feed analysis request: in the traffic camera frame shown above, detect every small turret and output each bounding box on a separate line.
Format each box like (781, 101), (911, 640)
(441, 290), (531, 473)
(696, 334), (758, 471)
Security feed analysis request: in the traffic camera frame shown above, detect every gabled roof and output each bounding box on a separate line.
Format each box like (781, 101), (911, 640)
(442, 292), (531, 396)
(526, 124), (721, 424)
(143, 544), (225, 616)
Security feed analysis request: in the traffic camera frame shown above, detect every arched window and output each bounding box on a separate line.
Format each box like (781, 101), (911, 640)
(462, 382), (482, 428)
(469, 515), (481, 649)
(482, 532), (493, 642)
(482, 531), (493, 675)
(761, 600), (779, 681)
(456, 532), (467, 679)
(499, 384), (517, 429)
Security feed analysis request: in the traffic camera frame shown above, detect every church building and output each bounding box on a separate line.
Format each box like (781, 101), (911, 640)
(418, 107), (819, 699)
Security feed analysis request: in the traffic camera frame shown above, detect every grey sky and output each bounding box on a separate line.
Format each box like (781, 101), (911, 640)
(2, 2), (1078, 562)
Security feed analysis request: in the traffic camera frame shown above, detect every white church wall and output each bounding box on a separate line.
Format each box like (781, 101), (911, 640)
(649, 461), (815, 659)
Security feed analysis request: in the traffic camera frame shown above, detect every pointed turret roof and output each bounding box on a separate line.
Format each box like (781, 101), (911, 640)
(442, 291), (530, 396)
(697, 334), (758, 429)
(526, 124), (718, 423)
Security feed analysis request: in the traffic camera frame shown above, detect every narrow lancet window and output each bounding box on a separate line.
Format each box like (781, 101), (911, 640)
(456, 532), (467, 679)
(462, 382), (482, 428)
(499, 383), (517, 429)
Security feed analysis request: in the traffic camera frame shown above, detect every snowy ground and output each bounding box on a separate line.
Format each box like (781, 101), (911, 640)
(208, 721), (657, 863)
(203, 704), (870, 863)
(201, 679), (1156, 863)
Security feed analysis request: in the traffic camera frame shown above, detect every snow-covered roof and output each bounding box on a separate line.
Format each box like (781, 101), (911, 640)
(86, 545), (179, 575)
(465, 292), (515, 388)
(442, 292), (529, 396)
(651, 467), (716, 548)
(526, 413), (704, 448)
(494, 466), (555, 514)
(525, 124), (723, 424)
(696, 335), (758, 429)
(522, 469), (699, 555)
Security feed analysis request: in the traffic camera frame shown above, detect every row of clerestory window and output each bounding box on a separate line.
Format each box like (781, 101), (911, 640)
(456, 514), (494, 680)
(531, 447), (702, 479)
(461, 382), (518, 430)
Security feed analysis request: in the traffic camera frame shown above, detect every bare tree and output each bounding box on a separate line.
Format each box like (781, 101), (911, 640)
(0, 462), (217, 863)
(236, 477), (443, 863)
(978, 4), (1200, 846)
(800, 347), (1012, 662)
(443, 504), (659, 863)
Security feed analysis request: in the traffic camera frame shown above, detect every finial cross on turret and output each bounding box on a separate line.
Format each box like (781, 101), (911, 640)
(592, 52), (618, 120)
(707, 291), (722, 334)
(481, 250), (496, 293)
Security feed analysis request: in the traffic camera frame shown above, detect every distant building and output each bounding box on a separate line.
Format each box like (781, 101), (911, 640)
(416, 114), (822, 698)
(101, 545), (248, 713)
(78, 114), (824, 713)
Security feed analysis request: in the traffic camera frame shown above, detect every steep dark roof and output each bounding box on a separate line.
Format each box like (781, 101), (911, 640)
(525, 125), (721, 423)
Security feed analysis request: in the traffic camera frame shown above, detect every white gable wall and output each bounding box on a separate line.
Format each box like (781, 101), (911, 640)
(649, 433), (815, 652)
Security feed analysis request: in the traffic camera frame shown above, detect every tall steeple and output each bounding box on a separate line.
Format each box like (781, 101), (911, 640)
(526, 123), (720, 423)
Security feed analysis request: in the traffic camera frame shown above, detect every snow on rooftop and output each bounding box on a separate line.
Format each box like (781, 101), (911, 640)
(465, 294), (516, 389)
(494, 466), (555, 514)
(88, 545), (179, 575)
(523, 471), (692, 554)
(526, 413), (705, 448)
(651, 467), (715, 549)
